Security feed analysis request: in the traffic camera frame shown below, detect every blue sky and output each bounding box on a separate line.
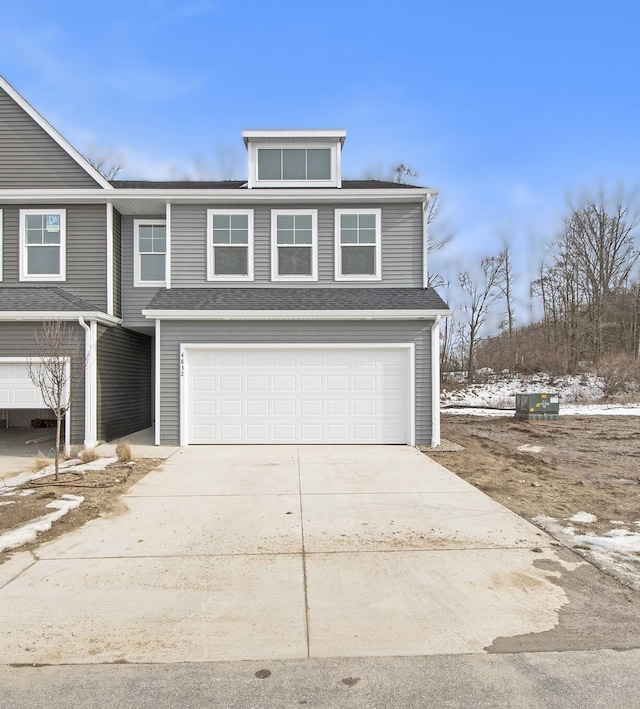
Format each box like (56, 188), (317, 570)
(2, 0), (639, 324)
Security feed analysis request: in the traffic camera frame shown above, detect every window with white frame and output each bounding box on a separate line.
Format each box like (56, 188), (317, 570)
(335, 209), (382, 281)
(19, 209), (66, 281)
(134, 220), (166, 287)
(258, 148), (331, 182)
(271, 210), (318, 280)
(207, 210), (254, 281)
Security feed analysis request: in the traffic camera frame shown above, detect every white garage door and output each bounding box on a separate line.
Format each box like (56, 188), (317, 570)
(0, 360), (47, 408)
(182, 345), (413, 444)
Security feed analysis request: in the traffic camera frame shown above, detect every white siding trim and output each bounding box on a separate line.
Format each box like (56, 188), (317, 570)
(106, 203), (114, 316)
(431, 316), (441, 447)
(334, 208), (382, 282)
(78, 318), (98, 448)
(206, 209), (255, 282)
(165, 203), (172, 289)
(423, 195), (430, 289)
(142, 309), (451, 321)
(270, 209), (318, 282)
(155, 319), (161, 446)
(133, 218), (167, 288)
(0, 312), (121, 326)
(19, 208), (67, 282)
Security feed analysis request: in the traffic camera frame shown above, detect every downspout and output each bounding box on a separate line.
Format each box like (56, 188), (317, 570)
(422, 195), (431, 289)
(431, 316), (441, 447)
(78, 316), (98, 449)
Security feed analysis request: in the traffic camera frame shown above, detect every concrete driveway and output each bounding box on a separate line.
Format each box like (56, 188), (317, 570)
(0, 445), (569, 664)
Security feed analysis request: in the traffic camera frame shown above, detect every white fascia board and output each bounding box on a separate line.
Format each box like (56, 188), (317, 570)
(0, 187), (438, 204)
(0, 311), (122, 326)
(142, 309), (451, 321)
(242, 129), (346, 145)
(0, 76), (114, 190)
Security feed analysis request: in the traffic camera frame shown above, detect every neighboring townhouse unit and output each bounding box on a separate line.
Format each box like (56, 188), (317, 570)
(0, 76), (450, 449)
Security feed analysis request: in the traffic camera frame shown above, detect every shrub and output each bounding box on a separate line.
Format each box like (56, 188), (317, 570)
(595, 353), (640, 400)
(33, 454), (51, 471)
(116, 441), (132, 463)
(78, 448), (100, 464)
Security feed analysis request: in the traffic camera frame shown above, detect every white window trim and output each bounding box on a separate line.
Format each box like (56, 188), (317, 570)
(0, 209), (3, 282)
(134, 219), (167, 288)
(19, 209), (67, 282)
(271, 209), (318, 282)
(249, 143), (339, 188)
(206, 209), (254, 282)
(334, 208), (382, 282)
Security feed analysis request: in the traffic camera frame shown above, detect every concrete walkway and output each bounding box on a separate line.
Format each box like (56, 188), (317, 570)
(0, 445), (569, 664)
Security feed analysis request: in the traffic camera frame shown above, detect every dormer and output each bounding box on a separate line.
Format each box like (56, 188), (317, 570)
(243, 129), (346, 189)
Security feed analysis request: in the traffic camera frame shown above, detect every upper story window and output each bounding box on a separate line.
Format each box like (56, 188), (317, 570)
(134, 219), (166, 287)
(207, 209), (254, 281)
(335, 209), (382, 281)
(19, 209), (66, 282)
(258, 148), (331, 181)
(271, 210), (318, 281)
(243, 130), (345, 188)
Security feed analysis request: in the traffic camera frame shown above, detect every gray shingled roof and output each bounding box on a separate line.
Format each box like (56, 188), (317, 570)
(145, 288), (450, 312)
(0, 287), (101, 312)
(110, 179), (422, 190)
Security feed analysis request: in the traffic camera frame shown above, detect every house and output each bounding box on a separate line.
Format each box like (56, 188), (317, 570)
(0, 75), (451, 450)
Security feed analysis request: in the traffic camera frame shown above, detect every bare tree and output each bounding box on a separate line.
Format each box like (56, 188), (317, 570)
(85, 156), (123, 181)
(27, 322), (84, 480)
(393, 163), (419, 184)
(459, 253), (506, 379)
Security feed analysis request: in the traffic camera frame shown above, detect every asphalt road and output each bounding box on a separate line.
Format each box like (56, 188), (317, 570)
(2, 649), (639, 708)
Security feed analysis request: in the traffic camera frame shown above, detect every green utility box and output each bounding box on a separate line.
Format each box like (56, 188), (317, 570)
(515, 393), (560, 420)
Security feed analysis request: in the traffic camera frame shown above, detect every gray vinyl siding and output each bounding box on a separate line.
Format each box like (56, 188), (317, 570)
(121, 215), (162, 328)
(0, 204), (108, 310)
(112, 209), (122, 318)
(0, 322), (86, 444)
(157, 320), (433, 445)
(0, 87), (101, 189)
(96, 325), (152, 441)
(170, 202), (423, 288)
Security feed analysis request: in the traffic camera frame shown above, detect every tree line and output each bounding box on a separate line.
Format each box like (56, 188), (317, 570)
(440, 194), (640, 379)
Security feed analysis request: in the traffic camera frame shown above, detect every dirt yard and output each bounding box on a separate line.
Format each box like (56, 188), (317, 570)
(0, 458), (162, 562)
(429, 414), (640, 537)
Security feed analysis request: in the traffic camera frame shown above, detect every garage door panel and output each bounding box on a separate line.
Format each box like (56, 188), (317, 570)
(0, 362), (48, 408)
(185, 346), (411, 444)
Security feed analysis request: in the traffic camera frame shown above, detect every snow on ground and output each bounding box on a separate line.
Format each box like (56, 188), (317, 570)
(0, 494), (84, 553)
(441, 372), (640, 416)
(0, 456), (118, 553)
(534, 514), (640, 591)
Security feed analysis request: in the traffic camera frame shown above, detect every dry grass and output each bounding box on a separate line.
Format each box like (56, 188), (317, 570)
(116, 441), (132, 463)
(78, 448), (100, 464)
(33, 454), (51, 471)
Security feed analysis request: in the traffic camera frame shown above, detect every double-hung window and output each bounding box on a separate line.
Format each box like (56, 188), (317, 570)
(271, 210), (318, 281)
(207, 210), (254, 281)
(335, 209), (382, 281)
(20, 209), (66, 281)
(134, 220), (166, 287)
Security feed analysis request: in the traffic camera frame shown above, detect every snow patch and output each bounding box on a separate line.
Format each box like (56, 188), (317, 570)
(0, 501), (16, 507)
(0, 494), (84, 553)
(569, 511), (598, 524)
(518, 444), (544, 453)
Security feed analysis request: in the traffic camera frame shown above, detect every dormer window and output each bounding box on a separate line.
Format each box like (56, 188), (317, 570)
(258, 148), (331, 181)
(244, 130), (345, 188)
